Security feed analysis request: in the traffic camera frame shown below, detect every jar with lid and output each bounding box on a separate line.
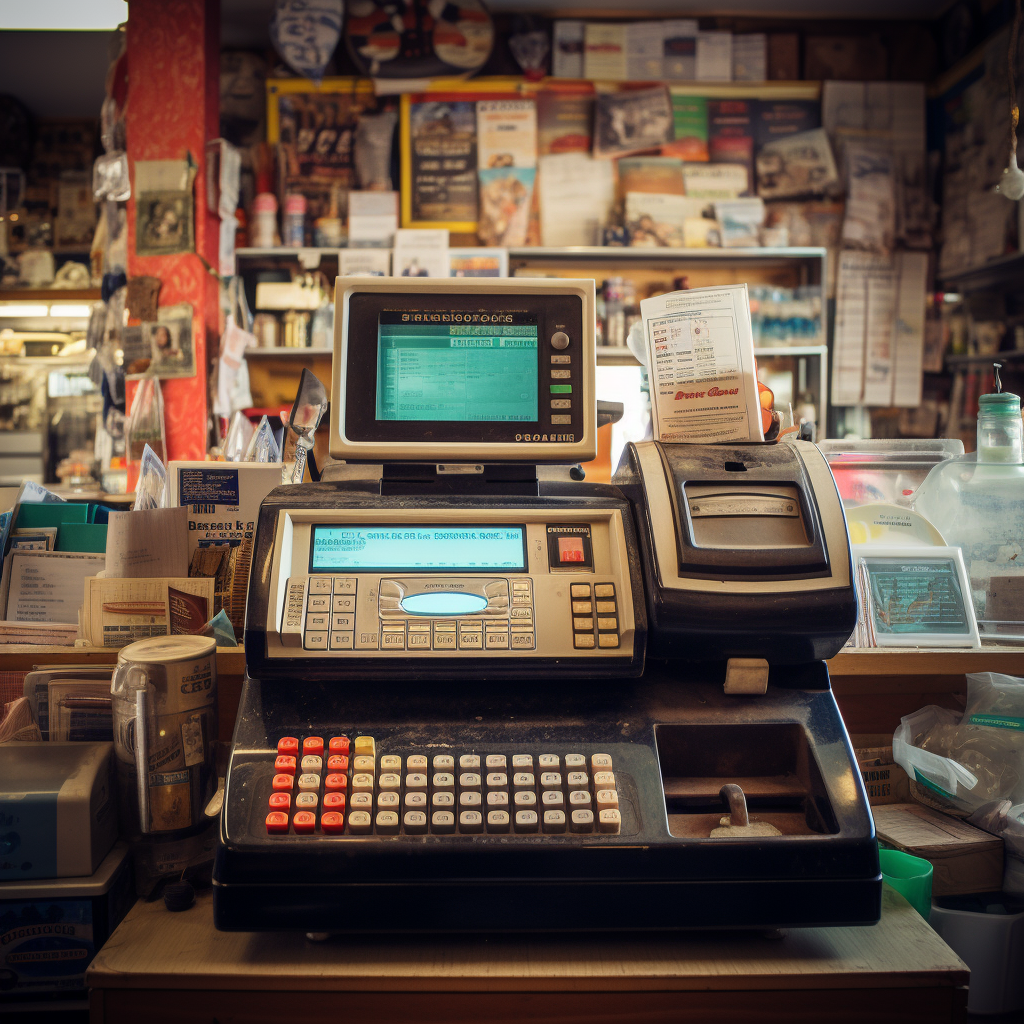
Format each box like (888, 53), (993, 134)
(915, 374), (1024, 638)
(250, 192), (279, 247)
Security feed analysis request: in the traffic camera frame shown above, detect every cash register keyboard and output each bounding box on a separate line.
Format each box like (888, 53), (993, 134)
(265, 735), (622, 837)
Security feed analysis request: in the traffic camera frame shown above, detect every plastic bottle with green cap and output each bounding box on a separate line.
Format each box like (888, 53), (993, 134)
(914, 364), (1024, 638)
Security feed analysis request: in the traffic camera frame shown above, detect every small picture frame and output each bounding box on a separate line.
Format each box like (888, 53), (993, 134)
(135, 190), (194, 256)
(855, 545), (981, 648)
(141, 303), (196, 380)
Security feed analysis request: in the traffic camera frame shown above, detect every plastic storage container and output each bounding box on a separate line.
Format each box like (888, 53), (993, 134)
(929, 893), (1024, 1015)
(818, 439), (964, 508)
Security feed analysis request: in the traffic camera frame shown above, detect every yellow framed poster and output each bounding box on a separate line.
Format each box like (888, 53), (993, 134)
(399, 77), (524, 232)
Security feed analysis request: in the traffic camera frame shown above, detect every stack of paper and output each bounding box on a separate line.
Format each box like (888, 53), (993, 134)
(640, 284), (763, 444)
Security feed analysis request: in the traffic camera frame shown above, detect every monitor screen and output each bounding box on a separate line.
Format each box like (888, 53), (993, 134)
(310, 524), (527, 572)
(375, 312), (539, 423)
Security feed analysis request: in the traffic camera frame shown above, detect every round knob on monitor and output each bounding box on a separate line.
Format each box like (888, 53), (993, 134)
(550, 331), (570, 350)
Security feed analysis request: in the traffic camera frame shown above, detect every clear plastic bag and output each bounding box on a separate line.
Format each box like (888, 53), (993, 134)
(893, 672), (1024, 814)
(223, 410), (255, 462)
(133, 443), (168, 511)
(244, 414), (280, 463)
(951, 672), (1024, 804)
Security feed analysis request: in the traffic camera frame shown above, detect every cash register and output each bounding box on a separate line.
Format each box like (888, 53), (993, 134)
(213, 278), (881, 933)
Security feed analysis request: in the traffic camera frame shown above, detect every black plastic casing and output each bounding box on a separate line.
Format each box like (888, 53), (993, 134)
(614, 442), (858, 664)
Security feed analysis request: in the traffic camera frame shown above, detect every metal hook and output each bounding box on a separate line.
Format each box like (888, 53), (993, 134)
(995, 362), (1004, 393)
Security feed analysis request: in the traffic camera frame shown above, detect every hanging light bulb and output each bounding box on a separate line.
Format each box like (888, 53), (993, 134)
(997, 0), (1024, 200)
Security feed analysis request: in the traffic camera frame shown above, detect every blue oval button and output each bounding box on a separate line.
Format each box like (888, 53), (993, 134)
(400, 592), (488, 616)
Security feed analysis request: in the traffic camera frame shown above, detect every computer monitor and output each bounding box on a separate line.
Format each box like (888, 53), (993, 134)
(330, 278), (596, 463)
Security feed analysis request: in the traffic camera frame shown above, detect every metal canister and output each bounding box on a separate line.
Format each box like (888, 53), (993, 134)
(110, 635), (217, 841)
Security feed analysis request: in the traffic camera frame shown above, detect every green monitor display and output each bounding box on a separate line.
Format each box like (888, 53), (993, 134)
(376, 312), (538, 422)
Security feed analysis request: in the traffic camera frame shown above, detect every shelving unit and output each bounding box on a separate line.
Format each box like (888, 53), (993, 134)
(234, 245), (830, 424)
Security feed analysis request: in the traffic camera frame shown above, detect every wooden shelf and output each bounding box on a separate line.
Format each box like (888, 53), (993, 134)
(244, 347), (332, 358)
(827, 646), (1024, 679)
(0, 288), (101, 301)
(938, 251), (1024, 291)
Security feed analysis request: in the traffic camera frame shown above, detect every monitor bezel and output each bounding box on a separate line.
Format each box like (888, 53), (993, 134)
(330, 278), (596, 463)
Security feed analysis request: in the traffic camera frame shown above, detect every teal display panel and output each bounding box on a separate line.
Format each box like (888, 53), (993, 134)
(309, 524), (527, 572)
(376, 314), (539, 422)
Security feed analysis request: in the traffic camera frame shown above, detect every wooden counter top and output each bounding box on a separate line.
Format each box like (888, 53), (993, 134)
(3, 643), (1023, 681)
(87, 886), (968, 1023)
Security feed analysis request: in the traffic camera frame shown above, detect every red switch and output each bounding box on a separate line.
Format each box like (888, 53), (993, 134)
(321, 812), (345, 834)
(293, 811), (316, 834)
(272, 773), (294, 792)
(325, 774), (348, 792)
(329, 736), (350, 755)
(275, 755), (296, 775)
(327, 755), (349, 772)
(277, 737), (299, 755)
(269, 792), (291, 811)
(303, 736), (324, 756)
(323, 793), (346, 811)
(558, 537), (585, 562)
(266, 811), (289, 834)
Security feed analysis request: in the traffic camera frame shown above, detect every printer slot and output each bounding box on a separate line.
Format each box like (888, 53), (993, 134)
(655, 723), (838, 838)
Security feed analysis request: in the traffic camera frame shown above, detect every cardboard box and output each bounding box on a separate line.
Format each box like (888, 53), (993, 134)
(873, 803), (1004, 897)
(853, 733), (911, 805)
(0, 843), (133, 1002)
(169, 461), (283, 635)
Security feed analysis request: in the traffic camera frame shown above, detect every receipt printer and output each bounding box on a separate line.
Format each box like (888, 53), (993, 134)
(0, 743), (117, 879)
(616, 439), (857, 663)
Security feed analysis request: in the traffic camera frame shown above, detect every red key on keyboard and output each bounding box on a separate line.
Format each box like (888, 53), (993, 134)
(303, 736), (324, 756)
(325, 774), (348, 792)
(277, 737), (299, 755)
(272, 773), (294, 791)
(266, 811), (289, 834)
(321, 811), (345, 834)
(275, 755), (296, 775)
(269, 792), (291, 811)
(323, 793), (346, 811)
(293, 811), (316, 834)
(329, 736), (350, 755)
(327, 754), (349, 772)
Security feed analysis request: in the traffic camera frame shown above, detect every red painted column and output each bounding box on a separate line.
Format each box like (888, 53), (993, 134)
(125, 0), (219, 467)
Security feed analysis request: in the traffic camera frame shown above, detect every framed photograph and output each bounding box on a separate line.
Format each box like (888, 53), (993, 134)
(593, 86), (674, 160)
(142, 303), (196, 380)
(135, 190), (194, 256)
(855, 545), (981, 648)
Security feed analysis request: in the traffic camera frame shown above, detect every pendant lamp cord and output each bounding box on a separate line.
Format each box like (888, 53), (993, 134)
(1010, 0), (1022, 158)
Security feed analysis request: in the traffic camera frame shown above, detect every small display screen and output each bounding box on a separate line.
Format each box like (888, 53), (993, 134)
(376, 312), (539, 422)
(310, 525), (527, 572)
(863, 557), (972, 635)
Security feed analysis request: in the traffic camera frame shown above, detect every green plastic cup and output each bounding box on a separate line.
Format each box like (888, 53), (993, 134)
(879, 848), (933, 920)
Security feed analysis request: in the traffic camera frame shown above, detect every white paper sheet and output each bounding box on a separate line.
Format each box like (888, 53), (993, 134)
(732, 34), (767, 81)
(584, 23), (627, 80)
(627, 22), (665, 81)
(892, 251), (928, 408)
(640, 284), (762, 443)
(4, 550), (106, 623)
(104, 506), (189, 579)
(696, 31), (733, 82)
(539, 152), (614, 247)
(863, 269), (897, 406)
